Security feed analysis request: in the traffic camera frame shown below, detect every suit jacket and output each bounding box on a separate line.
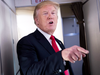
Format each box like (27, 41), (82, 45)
(17, 29), (74, 75)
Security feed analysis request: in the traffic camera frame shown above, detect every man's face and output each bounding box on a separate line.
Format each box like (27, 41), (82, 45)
(35, 5), (58, 35)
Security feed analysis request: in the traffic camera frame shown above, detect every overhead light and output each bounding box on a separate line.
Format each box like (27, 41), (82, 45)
(65, 33), (79, 36)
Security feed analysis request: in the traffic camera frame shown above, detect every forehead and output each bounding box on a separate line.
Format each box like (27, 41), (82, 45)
(39, 5), (56, 12)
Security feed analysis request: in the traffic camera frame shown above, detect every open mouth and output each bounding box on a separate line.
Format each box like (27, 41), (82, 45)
(49, 21), (53, 24)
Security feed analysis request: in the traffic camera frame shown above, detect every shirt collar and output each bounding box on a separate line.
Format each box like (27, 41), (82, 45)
(37, 28), (51, 40)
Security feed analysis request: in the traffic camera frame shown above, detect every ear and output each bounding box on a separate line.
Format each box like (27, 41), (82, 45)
(34, 17), (39, 25)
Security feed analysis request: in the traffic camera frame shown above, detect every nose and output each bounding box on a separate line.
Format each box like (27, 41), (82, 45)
(47, 13), (53, 19)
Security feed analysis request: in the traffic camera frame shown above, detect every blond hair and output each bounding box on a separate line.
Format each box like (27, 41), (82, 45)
(33, 1), (59, 20)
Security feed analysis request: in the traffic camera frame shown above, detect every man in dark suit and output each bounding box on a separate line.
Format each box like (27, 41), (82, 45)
(17, 1), (89, 75)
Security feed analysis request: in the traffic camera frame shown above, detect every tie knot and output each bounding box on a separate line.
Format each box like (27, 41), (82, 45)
(50, 35), (55, 40)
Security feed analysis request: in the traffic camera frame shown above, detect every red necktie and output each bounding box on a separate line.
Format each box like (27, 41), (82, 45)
(50, 35), (69, 75)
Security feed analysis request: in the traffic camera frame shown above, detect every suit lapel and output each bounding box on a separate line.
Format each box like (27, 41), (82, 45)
(55, 38), (65, 50)
(34, 29), (55, 54)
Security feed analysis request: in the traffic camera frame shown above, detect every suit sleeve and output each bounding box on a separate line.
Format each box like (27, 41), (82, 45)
(17, 37), (65, 75)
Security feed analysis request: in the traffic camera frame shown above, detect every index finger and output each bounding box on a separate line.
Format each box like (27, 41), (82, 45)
(77, 46), (89, 54)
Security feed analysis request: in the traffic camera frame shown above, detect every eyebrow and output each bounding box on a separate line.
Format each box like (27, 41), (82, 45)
(43, 10), (56, 13)
(43, 11), (48, 13)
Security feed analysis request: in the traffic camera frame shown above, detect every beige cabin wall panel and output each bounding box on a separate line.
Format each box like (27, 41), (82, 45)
(83, 0), (100, 75)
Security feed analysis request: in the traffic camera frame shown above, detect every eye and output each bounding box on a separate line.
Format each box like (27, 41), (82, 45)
(52, 12), (56, 14)
(52, 11), (57, 15)
(43, 12), (48, 15)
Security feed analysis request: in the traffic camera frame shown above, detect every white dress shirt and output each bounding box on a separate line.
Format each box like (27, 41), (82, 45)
(37, 28), (62, 50)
